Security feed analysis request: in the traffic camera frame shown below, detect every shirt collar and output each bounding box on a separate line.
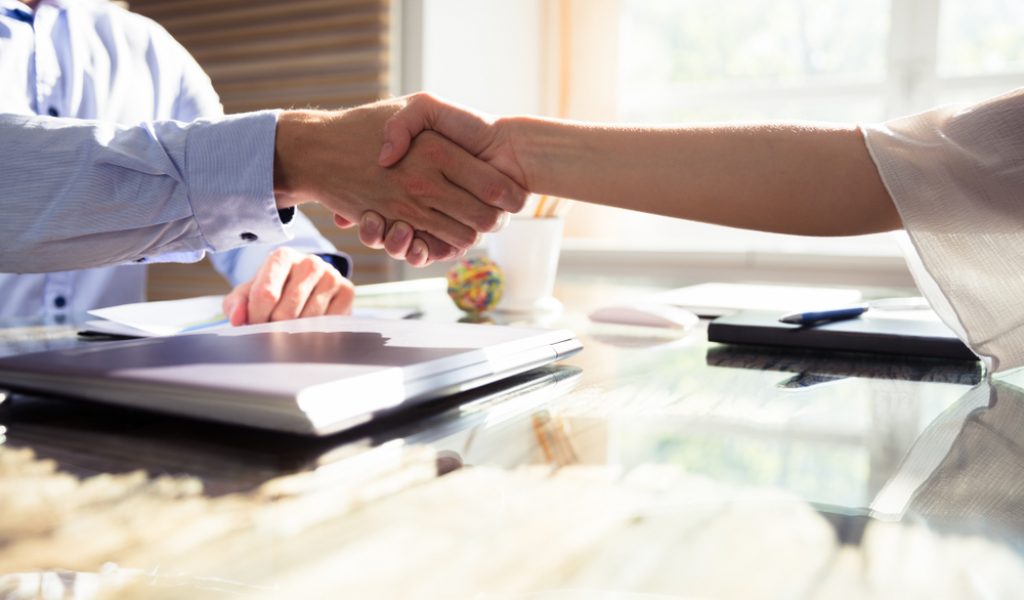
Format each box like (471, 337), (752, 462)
(0, 1), (28, 15)
(0, 0), (70, 15)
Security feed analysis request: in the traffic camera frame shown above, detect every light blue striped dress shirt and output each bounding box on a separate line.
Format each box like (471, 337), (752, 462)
(0, 0), (339, 322)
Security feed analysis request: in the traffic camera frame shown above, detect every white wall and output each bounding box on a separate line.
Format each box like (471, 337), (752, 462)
(403, 0), (546, 115)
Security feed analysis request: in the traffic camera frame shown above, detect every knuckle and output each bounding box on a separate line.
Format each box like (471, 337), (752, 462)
(335, 280), (355, 301)
(481, 208), (503, 232)
(451, 230), (480, 251)
(323, 268), (345, 286)
(297, 255), (323, 276)
(410, 91), (436, 106)
(481, 181), (507, 207)
(269, 246), (294, 262)
(331, 285), (356, 312)
(429, 241), (451, 261)
(400, 173), (439, 199)
(253, 284), (280, 306)
(416, 136), (449, 166)
(507, 187), (529, 212)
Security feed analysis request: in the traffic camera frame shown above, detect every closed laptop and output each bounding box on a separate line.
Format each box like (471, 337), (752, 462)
(0, 316), (582, 436)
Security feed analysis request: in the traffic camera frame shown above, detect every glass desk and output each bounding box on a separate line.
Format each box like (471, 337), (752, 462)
(0, 278), (1020, 599)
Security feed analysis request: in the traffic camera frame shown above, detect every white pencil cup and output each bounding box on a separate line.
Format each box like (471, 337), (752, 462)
(487, 216), (564, 313)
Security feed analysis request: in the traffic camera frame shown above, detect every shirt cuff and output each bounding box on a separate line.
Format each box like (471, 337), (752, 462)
(278, 207), (296, 224)
(317, 252), (353, 279)
(185, 110), (290, 252)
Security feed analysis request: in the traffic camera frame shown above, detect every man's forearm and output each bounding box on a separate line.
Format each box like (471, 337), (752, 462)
(506, 117), (901, 236)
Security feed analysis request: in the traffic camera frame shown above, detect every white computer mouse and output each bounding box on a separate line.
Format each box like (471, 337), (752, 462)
(588, 303), (700, 330)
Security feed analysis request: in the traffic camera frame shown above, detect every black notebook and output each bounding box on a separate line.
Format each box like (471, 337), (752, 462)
(707, 310), (977, 361)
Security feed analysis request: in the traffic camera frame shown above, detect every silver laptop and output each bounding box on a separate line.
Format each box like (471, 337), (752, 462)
(0, 316), (581, 436)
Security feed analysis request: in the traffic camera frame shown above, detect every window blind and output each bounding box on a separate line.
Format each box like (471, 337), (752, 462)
(128, 0), (397, 298)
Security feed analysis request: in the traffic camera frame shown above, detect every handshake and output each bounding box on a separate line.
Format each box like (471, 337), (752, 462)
(274, 93), (530, 268)
(273, 91), (901, 269)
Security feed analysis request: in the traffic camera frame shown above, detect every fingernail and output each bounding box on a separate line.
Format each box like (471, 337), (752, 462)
(378, 142), (393, 164)
(394, 222), (411, 243)
(361, 213), (380, 237)
(409, 240), (427, 264)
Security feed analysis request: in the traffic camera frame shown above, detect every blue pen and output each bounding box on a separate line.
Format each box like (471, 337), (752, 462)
(778, 304), (868, 325)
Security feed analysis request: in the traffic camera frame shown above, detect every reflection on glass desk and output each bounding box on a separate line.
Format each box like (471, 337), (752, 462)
(0, 363), (582, 496)
(1, 277), (1022, 599)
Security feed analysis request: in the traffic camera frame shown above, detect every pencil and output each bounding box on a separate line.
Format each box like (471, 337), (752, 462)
(546, 197), (561, 218)
(534, 195), (548, 218)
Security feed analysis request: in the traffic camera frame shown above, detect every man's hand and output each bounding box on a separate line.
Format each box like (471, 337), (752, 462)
(222, 247), (354, 326)
(354, 93), (527, 264)
(274, 99), (527, 259)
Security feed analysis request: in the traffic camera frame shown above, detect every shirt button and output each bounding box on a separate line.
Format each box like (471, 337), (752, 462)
(54, 295), (67, 308)
(240, 232), (258, 242)
(47, 107), (59, 117)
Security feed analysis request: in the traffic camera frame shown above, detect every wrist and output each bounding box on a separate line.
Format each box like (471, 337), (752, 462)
(273, 109), (328, 209)
(499, 115), (557, 195)
(489, 115), (539, 193)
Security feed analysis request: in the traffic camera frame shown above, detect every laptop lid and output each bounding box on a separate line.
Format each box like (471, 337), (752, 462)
(0, 316), (582, 436)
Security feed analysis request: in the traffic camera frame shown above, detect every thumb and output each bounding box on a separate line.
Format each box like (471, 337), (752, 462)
(379, 93), (494, 167)
(378, 106), (420, 167)
(334, 214), (356, 229)
(224, 281), (252, 326)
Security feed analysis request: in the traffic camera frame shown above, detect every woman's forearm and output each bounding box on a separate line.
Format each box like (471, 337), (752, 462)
(505, 116), (901, 236)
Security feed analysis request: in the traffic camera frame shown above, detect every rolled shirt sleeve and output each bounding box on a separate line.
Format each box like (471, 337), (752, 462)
(0, 109), (289, 273)
(862, 87), (1024, 372)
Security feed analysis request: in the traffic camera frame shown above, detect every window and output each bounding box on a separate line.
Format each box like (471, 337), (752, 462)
(618, 0), (889, 123)
(936, 0), (1024, 102)
(563, 0), (1024, 262)
(410, 0), (1023, 282)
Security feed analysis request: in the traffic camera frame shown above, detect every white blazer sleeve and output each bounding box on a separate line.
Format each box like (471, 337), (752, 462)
(862, 87), (1024, 372)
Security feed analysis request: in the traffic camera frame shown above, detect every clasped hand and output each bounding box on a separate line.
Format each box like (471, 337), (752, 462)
(230, 95), (524, 325)
(276, 98), (526, 266)
(330, 94), (526, 267)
